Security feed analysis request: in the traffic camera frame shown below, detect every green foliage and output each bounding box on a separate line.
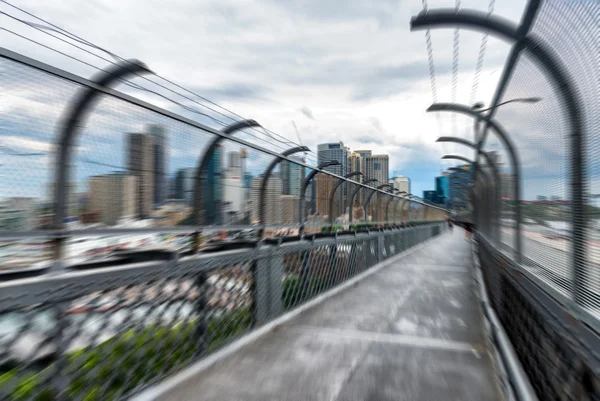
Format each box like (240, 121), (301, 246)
(1, 310), (252, 401)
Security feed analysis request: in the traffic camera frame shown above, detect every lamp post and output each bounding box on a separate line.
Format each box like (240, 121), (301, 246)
(429, 103), (522, 262)
(299, 160), (341, 236)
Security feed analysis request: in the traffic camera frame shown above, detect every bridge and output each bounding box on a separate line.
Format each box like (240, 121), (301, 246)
(0, 0), (598, 400)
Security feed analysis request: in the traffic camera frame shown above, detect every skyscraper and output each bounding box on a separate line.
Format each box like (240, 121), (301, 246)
(281, 156), (305, 196)
(175, 167), (195, 205)
(315, 174), (338, 217)
(251, 174), (282, 225)
(348, 152), (363, 180)
(147, 125), (167, 207)
(389, 176), (411, 194)
(366, 155), (389, 188)
(89, 173), (137, 225)
(317, 142), (348, 176)
(355, 150), (372, 179)
(222, 151), (245, 223)
(127, 133), (154, 218)
(281, 195), (300, 224)
(204, 145), (222, 224)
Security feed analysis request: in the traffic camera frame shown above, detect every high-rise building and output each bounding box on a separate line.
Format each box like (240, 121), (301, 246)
(281, 195), (300, 224)
(204, 145), (222, 224)
(175, 167), (195, 205)
(251, 174), (282, 225)
(348, 152), (363, 180)
(89, 173), (137, 225)
(355, 150), (372, 178)
(500, 173), (515, 200)
(127, 133), (154, 218)
(435, 175), (449, 205)
(389, 176), (410, 194)
(147, 125), (167, 207)
(448, 165), (471, 210)
(366, 155), (389, 187)
(315, 174), (338, 218)
(317, 142), (348, 176)
(222, 151), (245, 223)
(281, 156), (305, 196)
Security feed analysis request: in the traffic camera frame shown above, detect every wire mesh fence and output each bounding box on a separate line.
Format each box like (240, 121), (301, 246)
(0, 223), (445, 400)
(0, 48), (446, 276)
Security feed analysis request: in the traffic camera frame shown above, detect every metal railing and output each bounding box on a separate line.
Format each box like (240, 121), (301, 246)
(412, 0), (599, 399)
(0, 46), (446, 276)
(0, 223), (444, 400)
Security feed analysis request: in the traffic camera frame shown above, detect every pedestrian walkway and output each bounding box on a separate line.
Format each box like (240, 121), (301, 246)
(150, 230), (501, 401)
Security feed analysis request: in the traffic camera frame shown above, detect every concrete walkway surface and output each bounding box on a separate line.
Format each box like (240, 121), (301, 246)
(158, 230), (502, 401)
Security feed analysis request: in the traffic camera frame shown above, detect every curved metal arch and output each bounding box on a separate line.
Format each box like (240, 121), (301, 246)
(386, 189), (401, 222)
(259, 146), (310, 225)
(193, 119), (260, 225)
(329, 171), (363, 226)
(364, 184), (392, 223)
(438, 136), (501, 240)
(435, 105), (521, 259)
(55, 59), (151, 229)
(412, 6), (585, 279)
(349, 178), (378, 224)
(299, 160), (341, 235)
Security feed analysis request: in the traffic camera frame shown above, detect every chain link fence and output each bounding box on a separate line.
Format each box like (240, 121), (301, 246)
(0, 223), (445, 400)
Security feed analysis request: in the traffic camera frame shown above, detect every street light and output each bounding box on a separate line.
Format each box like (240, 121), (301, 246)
(472, 97), (542, 113)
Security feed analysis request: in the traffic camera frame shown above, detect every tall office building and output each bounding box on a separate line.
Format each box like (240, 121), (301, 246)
(348, 152), (363, 180)
(175, 167), (195, 205)
(281, 156), (305, 196)
(389, 176), (411, 194)
(448, 165), (471, 210)
(318, 142), (348, 217)
(366, 155), (389, 188)
(89, 173), (137, 225)
(147, 125), (167, 207)
(251, 174), (282, 225)
(315, 174), (338, 218)
(317, 142), (348, 176)
(281, 195), (300, 224)
(203, 144), (222, 224)
(435, 175), (449, 205)
(355, 150), (372, 180)
(222, 151), (245, 223)
(127, 133), (154, 218)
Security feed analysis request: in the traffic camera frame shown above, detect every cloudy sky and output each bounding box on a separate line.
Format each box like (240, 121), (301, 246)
(4, 0), (591, 201)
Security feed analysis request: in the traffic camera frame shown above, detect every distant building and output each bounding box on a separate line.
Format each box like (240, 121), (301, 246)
(281, 195), (300, 224)
(389, 176), (410, 194)
(175, 168), (195, 205)
(147, 125), (167, 207)
(5, 197), (36, 230)
(47, 182), (79, 219)
(348, 152), (363, 180)
(317, 142), (348, 176)
(281, 156), (305, 196)
(127, 133), (154, 218)
(89, 173), (137, 225)
(500, 173), (515, 200)
(315, 174), (338, 218)
(222, 151), (245, 223)
(251, 175), (282, 225)
(355, 150), (372, 180)
(366, 155), (389, 188)
(435, 175), (449, 205)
